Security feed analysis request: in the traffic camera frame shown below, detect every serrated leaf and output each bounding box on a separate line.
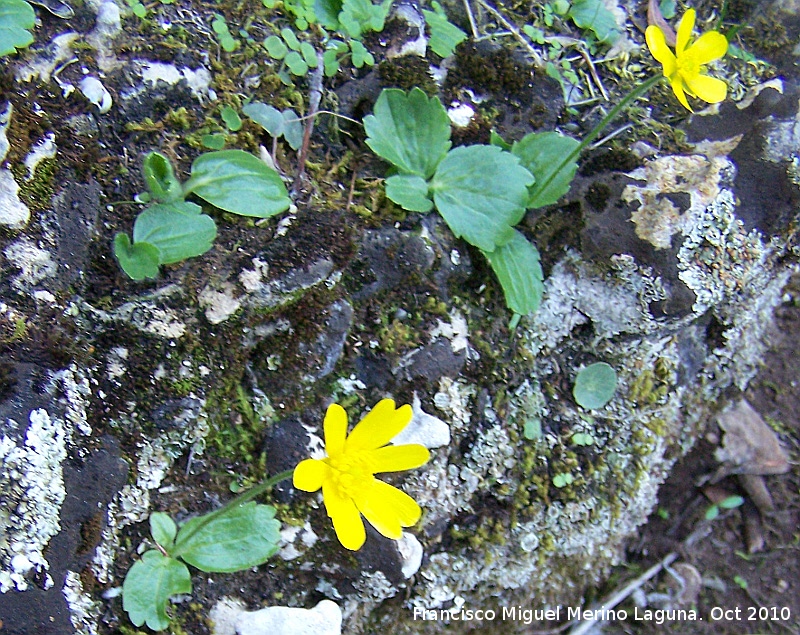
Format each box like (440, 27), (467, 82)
(150, 512), (178, 550)
(568, 0), (621, 44)
(573, 362), (618, 410)
(174, 502), (281, 573)
(482, 229), (543, 315)
(132, 201), (217, 265)
(113, 233), (161, 280)
(0, 0), (35, 57)
(243, 101), (285, 137)
(142, 151), (183, 202)
(122, 550), (192, 631)
(183, 150), (290, 218)
(364, 88), (451, 179)
(281, 109), (303, 150)
(512, 131), (579, 208)
(314, 0), (342, 30)
(385, 174), (433, 212)
(430, 145), (533, 252)
(422, 7), (467, 58)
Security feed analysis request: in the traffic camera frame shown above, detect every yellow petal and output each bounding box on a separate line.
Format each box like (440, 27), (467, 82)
(324, 403), (347, 457)
(293, 458), (326, 492)
(345, 399), (413, 452)
(685, 73), (727, 104)
(355, 480), (421, 540)
(670, 76), (693, 111)
(366, 444), (430, 473)
(687, 31), (728, 65)
(645, 25), (677, 74)
(676, 8), (695, 54)
(323, 480), (366, 550)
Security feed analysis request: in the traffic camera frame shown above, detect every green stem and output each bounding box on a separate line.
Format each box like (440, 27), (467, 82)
(534, 74), (663, 203)
(171, 468), (294, 557)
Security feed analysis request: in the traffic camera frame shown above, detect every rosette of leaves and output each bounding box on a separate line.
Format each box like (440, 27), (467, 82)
(123, 506), (280, 630)
(114, 150), (290, 280)
(365, 88), (567, 315)
(0, 0), (35, 57)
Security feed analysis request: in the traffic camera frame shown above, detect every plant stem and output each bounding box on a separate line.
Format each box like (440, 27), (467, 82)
(171, 468), (294, 556)
(533, 73), (662, 205)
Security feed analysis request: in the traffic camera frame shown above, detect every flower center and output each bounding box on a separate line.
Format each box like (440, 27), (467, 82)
(676, 50), (700, 78)
(328, 454), (375, 498)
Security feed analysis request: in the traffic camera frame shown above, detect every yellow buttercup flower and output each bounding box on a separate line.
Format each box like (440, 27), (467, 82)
(645, 8), (728, 112)
(293, 399), (430, 550)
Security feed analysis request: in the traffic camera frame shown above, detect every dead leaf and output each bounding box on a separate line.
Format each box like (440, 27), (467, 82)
(714, 400), (790, 476)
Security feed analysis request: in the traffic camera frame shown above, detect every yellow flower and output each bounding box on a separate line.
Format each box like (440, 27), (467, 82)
(293, 399), (430, 550)
(645, 8), (728, 112)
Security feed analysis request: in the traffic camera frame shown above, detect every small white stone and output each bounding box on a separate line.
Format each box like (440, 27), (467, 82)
(24, 133), (57, 181)
(79, 77), (113, 114)
(233, 600), (342, 635)
(447, 103), (475, 128)
(392, 393), (451, 448)
(10, 553), (33, 574)
(397, 532), (423, 578)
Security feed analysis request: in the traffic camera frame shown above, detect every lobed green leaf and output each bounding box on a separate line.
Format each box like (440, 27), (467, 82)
(183, 150), (290, 218)
(0, 0), (35, 57)
(430, 145), (533, 252)
(173, 502), (281, 573)
(122, 550), (191, 631)
(422, 3), (467, 58)
(385, 174), (433, 212)
(512, 131), (579, 208)
(364, 88), (451, 179)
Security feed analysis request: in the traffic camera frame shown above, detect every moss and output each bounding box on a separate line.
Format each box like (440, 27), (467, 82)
(12, 158), (57, 213)
(378, 56), (437, 94)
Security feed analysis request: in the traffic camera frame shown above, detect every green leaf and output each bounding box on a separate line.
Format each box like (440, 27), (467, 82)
(489, 129), (512, 151)
(184, 150), (290, 218)
(0, 0), (35, 57)
(385, 174), (433, 212)
(242, 101), (285, 137)
(281, 109), (304, 150)
(339, 0), (390, 37)
(364, 88), (451, 179)
(553, 473), (574, 488)
(280, 27), (301, 51)
(133, 201), (217, 264)
(299, 40), (318, 66)
(174, 502), (281, 573)
(704, 504), (720, 521)
(719, 495), (745, 510)
(349, 39), (373, 68)
(571, 432), (594, 446)
(422, 5), (467, 58)
(482, 229), (543, 315)
(568, 0), (621, 44)
(150, 512), (178, 550)
(523, 418), (542, 440)
(431, 145), (533, 252)
(142, 152), (183, 202)
(314, 0), (342, 30)
(285, 50), (309, 75)
(113, 233), (161, 280)
(122, 550), (192, 631)
(201, 133), (226, 150)
(573, 362), (618, 410)
(221, 105), (242, 131)
(512, 131), (579, 208)
(264, 34), (288, 59)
